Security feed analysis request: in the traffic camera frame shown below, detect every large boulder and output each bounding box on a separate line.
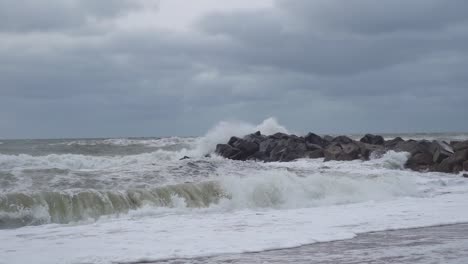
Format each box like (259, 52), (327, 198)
(269, 139), (289, 161)
(393, 140), (432, 154)
(270, 137), (308, 162)
(324, 142), (361, 161)
(341, 143), (362, 160)
(324, 143), (343, 161)
(391, 140), (439, 171)
(258, 138), (278, 159)
(307, 149), (325, 159)
(230, 138), (259, 158)
(305, 133), (324, 147)
(432, 141), (454, 163)
(228, 136), (240, 147)
(435, 149), (468, 173)
(243, 131), (267, 145)
(269, 132), (290, 140)
(332, 136), (354, 145)
(384, 137), (404, 149)
(215, 144), (241, 159)
(463, 160), (468, 172)
(223, 136), (259, 160)
(360, 134), (384, 145)
(357, 142), (385, 160)
(406, 152), (434, 171)
(322, 135), (334, 145)
(453, 140), (468, 152)
(305, 142), (322, 151)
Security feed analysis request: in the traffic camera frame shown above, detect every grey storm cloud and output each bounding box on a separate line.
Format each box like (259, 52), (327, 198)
(0, 0), (467, 138)
(277, 0), (468, 34)
(0, 0), (139, 32)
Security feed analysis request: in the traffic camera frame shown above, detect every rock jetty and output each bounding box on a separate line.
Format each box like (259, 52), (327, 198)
(215, 132), (468, 174)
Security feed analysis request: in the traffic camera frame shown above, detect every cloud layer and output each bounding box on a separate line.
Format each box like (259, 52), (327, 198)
(1, 0), (467, 138)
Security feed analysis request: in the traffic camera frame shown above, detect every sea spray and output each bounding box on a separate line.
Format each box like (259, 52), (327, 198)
(192, 117), (289, 156)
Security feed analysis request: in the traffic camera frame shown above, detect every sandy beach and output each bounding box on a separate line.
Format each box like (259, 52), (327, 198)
(149, 223), (468, 264)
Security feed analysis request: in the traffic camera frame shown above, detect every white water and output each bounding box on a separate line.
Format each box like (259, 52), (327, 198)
(1, 190), (468, 264)
(1, 117), (468, 264)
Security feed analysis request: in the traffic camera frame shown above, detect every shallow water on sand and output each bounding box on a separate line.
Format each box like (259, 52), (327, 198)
(150, 224), (468, 264)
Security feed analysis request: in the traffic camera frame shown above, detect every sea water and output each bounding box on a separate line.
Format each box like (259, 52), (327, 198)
(1, 118), (468, 264)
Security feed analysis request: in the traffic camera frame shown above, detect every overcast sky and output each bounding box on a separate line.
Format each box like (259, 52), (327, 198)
(1, 0), (467, 139)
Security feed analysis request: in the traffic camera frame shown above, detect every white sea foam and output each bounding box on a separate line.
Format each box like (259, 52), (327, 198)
(0, 150), (182, 171)
(192, 117), (289, 156)
(57, 137), (197, 148)
(217, 169), (418, 210)
(1, 189), (468, 264)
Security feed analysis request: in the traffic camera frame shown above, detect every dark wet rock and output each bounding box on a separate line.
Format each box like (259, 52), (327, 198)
(305, 143), (322, 151)
(324, 143), (343, 161)
(393, 140), (433, 154)
(360, 134), (384, 145)
(216, 131), (467, 175)
(341, 143), (362, 160)
(278, 150), (305, 162)
(230, 138), (259, 156)
(391, 140), (440, 171)
(454, 164), (464, 173)
(247, 151), (268, 161)
(215, 144), (241, 159)
(332, 136), (354, 145)
(307, 149), (324, 159)
(435, 149), (468, 173)
(406, 152), (434, 171)
(357, 142), (385, 160)
(269, 132), (290, 140)
(463, 173), (468, 178)
(259, 138), (278, 155)
(179, 156), (190, 160)
(269, 139), (289, 161)
(270, 137), (307, 162)
(243, 132), (267, 145)
(453, 141), (468, 152)
(384, 137), (404, 149)
(228, 136), (240, 147)
(323, 135), (334, 143)
(305, 133), (324, 146)
(204, 154), (211, 158)
(432, 141), (454, 163)
(324, 142), (361, 161)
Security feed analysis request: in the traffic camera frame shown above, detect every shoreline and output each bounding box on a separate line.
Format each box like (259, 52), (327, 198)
(145, 223), (468, 264)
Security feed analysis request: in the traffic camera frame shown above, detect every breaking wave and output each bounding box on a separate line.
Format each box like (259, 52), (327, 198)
(0, 182), (222, 229)
(1, 117), (462, 230)
(0, 153), (424, 229)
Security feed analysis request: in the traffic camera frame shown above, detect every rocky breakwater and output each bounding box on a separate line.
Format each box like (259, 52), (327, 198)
(215, 132), (468, 174)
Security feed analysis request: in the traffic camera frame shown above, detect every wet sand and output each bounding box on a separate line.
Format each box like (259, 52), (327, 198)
(144, 223), (468, 264)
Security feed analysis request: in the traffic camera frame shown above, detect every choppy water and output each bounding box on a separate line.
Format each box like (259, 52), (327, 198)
(1, 118), (468, 264)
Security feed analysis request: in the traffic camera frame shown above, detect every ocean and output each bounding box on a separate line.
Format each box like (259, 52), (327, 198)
(1, 119), (468, 264)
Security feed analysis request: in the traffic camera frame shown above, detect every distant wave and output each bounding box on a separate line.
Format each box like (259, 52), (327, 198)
(51, 137), (197, 148)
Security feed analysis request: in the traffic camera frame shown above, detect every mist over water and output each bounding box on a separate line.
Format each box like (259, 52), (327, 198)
(1, 118), (468, 263)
